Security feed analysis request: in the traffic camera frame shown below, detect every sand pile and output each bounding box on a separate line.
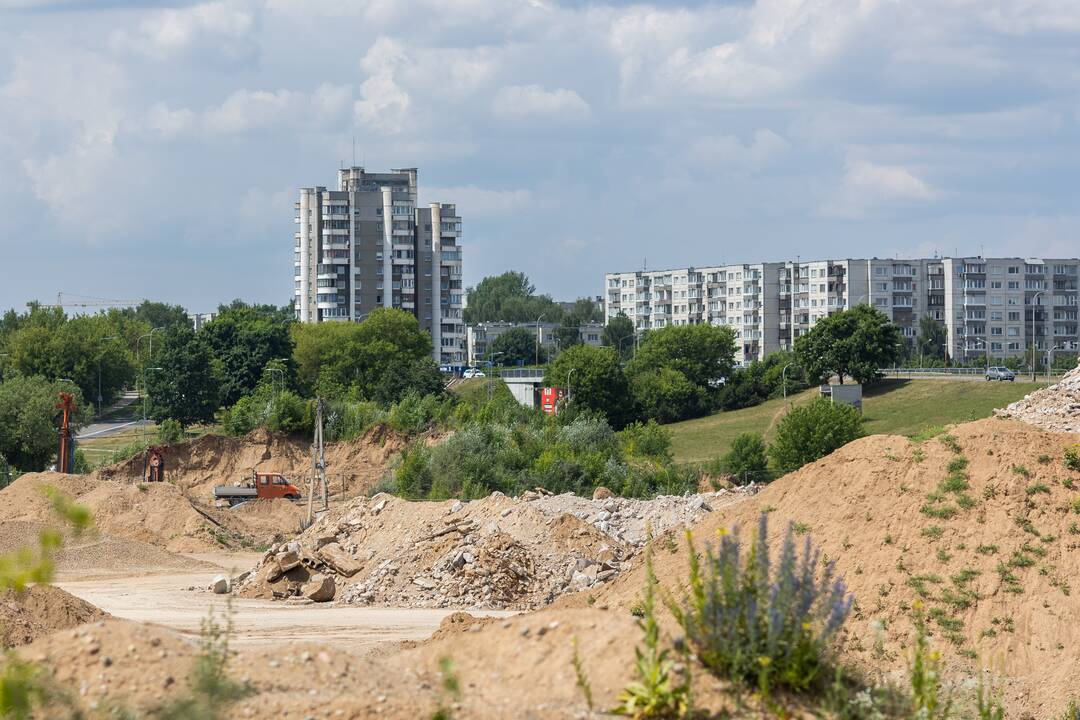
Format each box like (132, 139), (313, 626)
(588, 417), (1080, 719)
(997, 358), (1080, 432)
(97, 424), (408, 500)
(0, 520), (214, 577)
(0, 472), (296, 554)
(1, 585), (106, 648)
(16, 609), (773, 719)
(236, 487), (756, 610)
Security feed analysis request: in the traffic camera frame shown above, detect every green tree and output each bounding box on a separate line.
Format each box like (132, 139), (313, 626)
(203, 301), (295, 406)
(628, 324), (737, 416)
(145, 327), (219, 427)
(544, 345), (633, 428)
(719, 433), (769, 483)
(603, 314), (635, 361)
(0, 375), (91, 471)
(291, 308), (434, 399)
(490, 327), (544, 366)
(794, 304), (903, 385)
(564, 298), (603, 325)
(630, 368), (703, 423)
(916, 315), (947, 363)
(463, 271), (564, 324)
(5, 314), (136, 409)
(132, 300), (190, 332)
(555, 317), (582, 351)
(768, 397), (864, 474)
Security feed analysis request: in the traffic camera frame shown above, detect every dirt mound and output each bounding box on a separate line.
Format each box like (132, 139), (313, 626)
(589, 417), (1080, 719)
(236, 487), (757, 610)
(0, 472), (288, 554)
(1, 585), (106, 648)
(97, 425), (408, 499)
(997, 359), (1080, 432)
(0, 520), (217, 577)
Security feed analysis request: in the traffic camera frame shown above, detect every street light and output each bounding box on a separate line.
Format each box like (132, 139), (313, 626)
(782, 362), (794, 399)
(567, 367), (577, 402)
(968, 337), (989, 374)
(534, 314), (546, 367)
(137, 326), (165, 363)
(617, 334), (635, 361)
(1047, 345), (1063, 385)
(1031, 291), (1044, 382)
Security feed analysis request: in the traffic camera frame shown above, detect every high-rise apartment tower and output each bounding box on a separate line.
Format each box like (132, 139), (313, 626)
(294, 167), (465, 364)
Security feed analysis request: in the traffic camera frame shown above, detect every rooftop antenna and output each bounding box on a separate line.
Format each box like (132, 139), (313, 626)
(643, 256), (647, 271)
(352, 135), (356, 167)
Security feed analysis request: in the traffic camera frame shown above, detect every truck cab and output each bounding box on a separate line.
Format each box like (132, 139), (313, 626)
(213, 471), (302, 507)
(254, 472), (302, 500)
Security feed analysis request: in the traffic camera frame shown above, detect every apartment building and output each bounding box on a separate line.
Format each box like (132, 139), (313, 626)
(605, 257), (1080, 365)
(940, 258), (1079, 364)
(466, 321), (605, 366)
(294, 167), (466, 364)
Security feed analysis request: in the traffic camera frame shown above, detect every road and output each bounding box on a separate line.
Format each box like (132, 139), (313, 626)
(76, 391), (149, 440)
(57, 552), (514, 650)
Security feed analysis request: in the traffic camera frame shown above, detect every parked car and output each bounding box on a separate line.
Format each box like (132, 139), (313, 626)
(463, 368), (486, 379)
(985, 366), (1016, 381)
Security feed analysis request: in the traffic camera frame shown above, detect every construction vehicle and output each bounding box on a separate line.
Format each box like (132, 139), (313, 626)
(213, 471), (302, 507)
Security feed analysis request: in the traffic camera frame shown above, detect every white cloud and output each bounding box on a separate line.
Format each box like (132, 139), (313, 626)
(821, 159), (934, 219)
(353, 37), (412, 134)
(203, 88), (296, 134)
(109, 0), (258, 65)
(421, 185), (533, 218)
(492, 85), (590, 120)
(689, 128), (791, 171)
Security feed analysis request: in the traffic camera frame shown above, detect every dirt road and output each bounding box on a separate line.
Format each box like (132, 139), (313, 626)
(56, 551), (513, 650)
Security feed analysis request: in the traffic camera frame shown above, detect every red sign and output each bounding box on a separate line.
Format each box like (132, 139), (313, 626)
(541, 387), (565, 415)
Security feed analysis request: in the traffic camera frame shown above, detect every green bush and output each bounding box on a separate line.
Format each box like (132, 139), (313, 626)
(1065, 446), (1080, 473)
(158, 418), (185, 445)
(617, 421), (673, 462)
(0, 453), (14, 490)
(768, 398), (864, 475)
(719, 432), (770, 484)
(672, 514), (853, 695)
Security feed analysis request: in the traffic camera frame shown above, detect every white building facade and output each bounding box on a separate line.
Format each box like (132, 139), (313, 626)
(605, 257), (1079, 365)
(294, 167), (465, 365)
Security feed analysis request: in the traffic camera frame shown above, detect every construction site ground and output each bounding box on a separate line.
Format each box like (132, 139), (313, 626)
(6, 364), (1080, 718)
(51, 551), (513, 651)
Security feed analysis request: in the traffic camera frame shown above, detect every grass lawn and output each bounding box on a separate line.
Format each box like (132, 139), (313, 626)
(668, 379), (1042, 464)
(450, 377), (511, 405)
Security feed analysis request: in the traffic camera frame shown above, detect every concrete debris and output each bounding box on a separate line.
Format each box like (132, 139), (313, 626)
(301, 574), (335, 603)
(234, 485), (757, 611)
(996, 360), (1080, 433)
(209, 575), (231, 594)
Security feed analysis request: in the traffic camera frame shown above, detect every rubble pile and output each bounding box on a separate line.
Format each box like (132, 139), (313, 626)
(235, 486), (757, 610)
(996, 359), (1080, 432)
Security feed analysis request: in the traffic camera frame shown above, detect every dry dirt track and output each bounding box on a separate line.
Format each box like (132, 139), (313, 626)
(55, 551), (513, 649)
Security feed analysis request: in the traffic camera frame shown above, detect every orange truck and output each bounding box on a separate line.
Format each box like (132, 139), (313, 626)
(213, 471), (302, 507)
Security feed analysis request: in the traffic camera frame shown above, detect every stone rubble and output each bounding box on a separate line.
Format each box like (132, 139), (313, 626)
(996, 360), (1080, 433)
(233, 485), (758, 611)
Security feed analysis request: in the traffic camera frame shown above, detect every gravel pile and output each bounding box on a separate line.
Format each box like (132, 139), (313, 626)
(996, 359), (1080, 432)
(235, 486), (758, 610)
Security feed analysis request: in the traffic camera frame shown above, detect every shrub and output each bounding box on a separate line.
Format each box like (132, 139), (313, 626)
(908, 604), (951, 719)
(768, 398), (863, 475)
(1065, 447), (1080, 473)
(0, 453), (14, 491)
(672, 515), (852, 695)
(617, 421), (673, 463)
(719, 433), (770, 485)
(157, 418), (185, 445)
(613, 547), (690, 718)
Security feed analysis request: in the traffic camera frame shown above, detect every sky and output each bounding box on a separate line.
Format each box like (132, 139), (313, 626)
(1, 0), (1079, 314)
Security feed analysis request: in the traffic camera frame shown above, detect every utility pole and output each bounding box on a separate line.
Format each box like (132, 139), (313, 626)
(534, 314), (545, 366)
(307, 397), (328, 526)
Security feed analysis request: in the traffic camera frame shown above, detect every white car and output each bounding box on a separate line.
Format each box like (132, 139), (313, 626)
(463, 368), (486, 379)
